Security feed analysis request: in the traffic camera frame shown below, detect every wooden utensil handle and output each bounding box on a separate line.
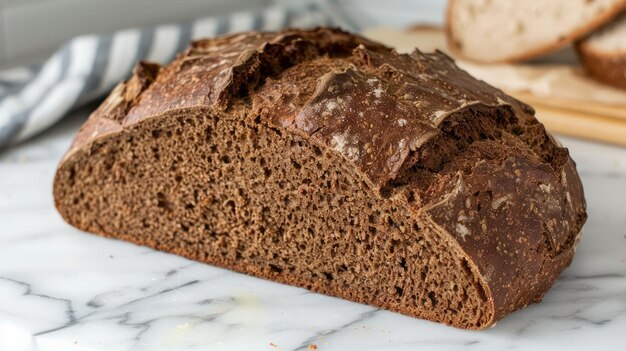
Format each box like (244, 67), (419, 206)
(512, 91), (626, 121)
(532, 104), (626, 147)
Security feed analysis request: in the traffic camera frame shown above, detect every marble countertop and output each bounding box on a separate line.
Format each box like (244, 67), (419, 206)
(1, 104), (625, 351)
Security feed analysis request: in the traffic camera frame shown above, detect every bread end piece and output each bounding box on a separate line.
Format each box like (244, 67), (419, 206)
(576, 12), (626, 89)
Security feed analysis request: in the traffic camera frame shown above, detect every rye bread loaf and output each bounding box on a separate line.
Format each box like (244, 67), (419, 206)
(446, 0), (626, 63)
(577, 12), (626, 89)
(53, 28), (587, 329)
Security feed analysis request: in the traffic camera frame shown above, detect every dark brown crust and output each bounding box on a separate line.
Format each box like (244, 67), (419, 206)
(445, 0), (626, 63)
(55, 28), (587, 328)
(576, 39), (626, 89)
(424, 155), (584, 320)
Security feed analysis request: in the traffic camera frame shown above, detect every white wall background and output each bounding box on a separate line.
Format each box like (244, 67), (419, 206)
(0, 0), (445, 69)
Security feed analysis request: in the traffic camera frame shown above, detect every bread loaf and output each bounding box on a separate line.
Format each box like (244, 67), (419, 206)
(577, 12), (626, 89)
(53, 28), (587, 329)
(446, 0), (626, 62)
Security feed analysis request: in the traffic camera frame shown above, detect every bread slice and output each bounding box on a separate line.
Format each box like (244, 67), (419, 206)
(577, 12), (626, 89)
(446, 0), (626, 63)
(53, 28), (587, 329)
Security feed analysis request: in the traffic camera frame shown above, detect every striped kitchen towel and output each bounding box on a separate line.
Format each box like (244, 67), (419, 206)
(0, 2), (358, 149)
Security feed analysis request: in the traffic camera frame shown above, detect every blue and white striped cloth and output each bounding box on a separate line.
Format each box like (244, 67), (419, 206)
(0, 2), (357, 149)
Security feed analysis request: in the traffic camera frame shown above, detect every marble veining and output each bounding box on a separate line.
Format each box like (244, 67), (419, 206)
(0, 104), (625, 351)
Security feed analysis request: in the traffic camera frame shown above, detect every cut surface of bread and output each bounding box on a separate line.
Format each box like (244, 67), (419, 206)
(53, 28), (587, 329)
(577, 12), (626, 89)
(447, 0), (626, 62)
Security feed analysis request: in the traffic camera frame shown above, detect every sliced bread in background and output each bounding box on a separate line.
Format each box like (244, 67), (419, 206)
(446, 0), (626, 63)
(577, 12), (626, 89)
